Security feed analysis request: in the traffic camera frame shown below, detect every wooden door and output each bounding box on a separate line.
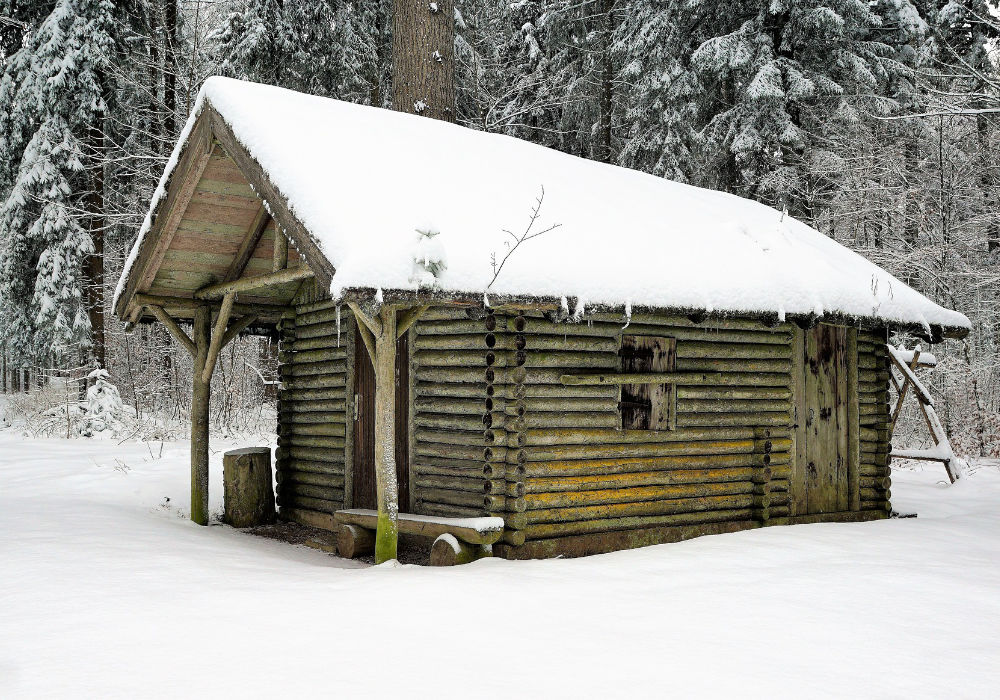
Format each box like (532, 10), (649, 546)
(792, 324), (851, 515)
(352, 329), (410, 511)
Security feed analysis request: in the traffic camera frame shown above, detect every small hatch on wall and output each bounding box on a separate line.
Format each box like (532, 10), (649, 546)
(619, 335), (677, 430)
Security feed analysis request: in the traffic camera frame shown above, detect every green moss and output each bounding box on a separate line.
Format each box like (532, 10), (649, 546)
(374, 511), (398, 564)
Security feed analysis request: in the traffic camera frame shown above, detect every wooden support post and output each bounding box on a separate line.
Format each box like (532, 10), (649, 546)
(202, 291), (235, 382)
(372, 306), (399, 563)
(190, 305), (211, 526)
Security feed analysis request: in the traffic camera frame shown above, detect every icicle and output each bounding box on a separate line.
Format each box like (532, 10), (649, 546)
(622, 300), (632, 330)
(483, 292), (490, 308)
(336, 305), (341, 347)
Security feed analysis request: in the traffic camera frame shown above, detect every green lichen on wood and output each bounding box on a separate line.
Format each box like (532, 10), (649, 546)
(375, 510), (398, 563)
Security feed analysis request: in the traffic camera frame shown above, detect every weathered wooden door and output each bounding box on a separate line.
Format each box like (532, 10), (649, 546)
(792, 324), (851, 515)
(352, 329), (410, 511)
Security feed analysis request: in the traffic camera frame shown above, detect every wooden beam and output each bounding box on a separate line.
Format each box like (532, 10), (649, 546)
(147, 304), (196, 357)
(272, 229), (288, 272)
(354, 311), (377, 363)
(193, 265), (314, 300)
(221, 315), (259, 347)
(561, 372), (725, 386)
(116, 115), (214, 317)
(135, 292), (286, 316)
(202, 292), (235, 382)
(396, 304), (430, 338)
(208, 106), (335, 289)
(225, 203), (271, 282)
(346, 301), (382, 337)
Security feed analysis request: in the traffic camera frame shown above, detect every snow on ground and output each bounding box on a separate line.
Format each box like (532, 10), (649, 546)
(1, 429), (998, 698)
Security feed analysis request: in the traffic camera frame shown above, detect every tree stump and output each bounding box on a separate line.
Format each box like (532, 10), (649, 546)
(222, 447), (275, 527)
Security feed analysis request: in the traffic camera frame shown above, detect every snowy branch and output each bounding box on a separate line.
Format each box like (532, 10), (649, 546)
(487, 186), (561, 290)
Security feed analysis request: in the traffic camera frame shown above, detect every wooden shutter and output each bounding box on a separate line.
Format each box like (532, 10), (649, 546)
(620, 335), (676, 430)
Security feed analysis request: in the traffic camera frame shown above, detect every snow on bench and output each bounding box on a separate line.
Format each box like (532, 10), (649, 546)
(334, 509), (504, 545)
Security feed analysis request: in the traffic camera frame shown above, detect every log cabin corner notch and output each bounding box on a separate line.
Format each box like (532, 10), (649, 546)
(115, 77), (971, 561)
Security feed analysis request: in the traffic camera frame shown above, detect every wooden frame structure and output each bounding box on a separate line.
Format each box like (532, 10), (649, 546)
(115, 94), (969, 563)
(886, 346), (961, 483)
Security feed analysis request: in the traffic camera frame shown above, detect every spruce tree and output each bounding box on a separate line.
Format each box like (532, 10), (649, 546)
(0, 0), (114, 364)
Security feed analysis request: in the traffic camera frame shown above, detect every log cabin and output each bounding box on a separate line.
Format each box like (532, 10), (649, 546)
(114, 77), (971, 561)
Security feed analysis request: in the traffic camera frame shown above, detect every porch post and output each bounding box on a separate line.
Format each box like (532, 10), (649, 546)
(373, 307), (399, 563)
(190, 304), (211, 525)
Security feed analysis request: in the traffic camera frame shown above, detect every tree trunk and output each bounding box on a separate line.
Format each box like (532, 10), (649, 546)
(223, 447), (275, 527)
(164, 0), (178, 138)
(392, 0), (455, 122)
(595, 0), (615, 163)
(191, 305), (211, 525)
(87, 119), (106, 369)
(373, 307), (399, 563)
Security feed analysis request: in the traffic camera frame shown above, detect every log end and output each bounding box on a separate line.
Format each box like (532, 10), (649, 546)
(338, 524), (375, 559)
(429, 534), (492, 566)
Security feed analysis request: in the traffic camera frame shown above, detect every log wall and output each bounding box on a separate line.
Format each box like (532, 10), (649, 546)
(275, 299), (352, 530)
(272, 300), (893, 557)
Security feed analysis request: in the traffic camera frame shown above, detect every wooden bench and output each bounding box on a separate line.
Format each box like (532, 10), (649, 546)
(334, 509), (504, 566)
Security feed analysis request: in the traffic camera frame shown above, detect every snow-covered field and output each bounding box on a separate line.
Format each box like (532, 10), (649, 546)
(1, 430), (998, 698)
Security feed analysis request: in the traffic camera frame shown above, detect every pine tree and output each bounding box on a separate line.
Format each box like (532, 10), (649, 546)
(0, 0), (114, 364)
(209, 0), (387, 104)
(681, 0), (905, 218)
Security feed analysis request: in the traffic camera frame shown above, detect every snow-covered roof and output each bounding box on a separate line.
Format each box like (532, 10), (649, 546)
(116, 77), (970, 336)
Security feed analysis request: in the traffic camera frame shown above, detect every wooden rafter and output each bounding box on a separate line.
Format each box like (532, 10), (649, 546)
(396, 305), (430, 338)
(148, 305), (196, 357)
(202, 292), (236, 382)
(225, 203), (271, 282)
(193, 265), (314, 300)
(222, 314), (259, 347)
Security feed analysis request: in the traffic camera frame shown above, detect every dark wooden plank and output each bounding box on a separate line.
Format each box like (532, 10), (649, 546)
(620, 335), (676, 430)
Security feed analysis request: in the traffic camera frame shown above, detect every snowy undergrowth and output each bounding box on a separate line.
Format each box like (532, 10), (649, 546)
(1, 431), (998, 698)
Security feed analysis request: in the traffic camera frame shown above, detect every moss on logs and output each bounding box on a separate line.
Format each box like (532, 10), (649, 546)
(677, 386), (792, 401)
(522, 465), (771, 490)
(860, 500), (892, 512)
(282, 387), (347, 402)
(521, 481), (756, 510)
(283, 375), (349, 390)
(276, 471), (345, 488)
(278, 434), (346, 449)
(414, 474), (486, 493)
(518, 508), (753, 540)
(416, 501), (482, 518)
(276, 494), (339, 513)
(278, 423), (346, 439)
(520, 452), (788, 478)
(277, 481), (345, 502)
(677, 398), (791, 413)
(505, 493), (756, 529)
(279, 408), (346, 422)
(676, 412), (791, 427)
(860, 487), (890, 501)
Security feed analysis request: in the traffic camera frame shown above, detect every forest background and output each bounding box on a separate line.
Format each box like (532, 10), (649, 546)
(0, 0), (997, 454)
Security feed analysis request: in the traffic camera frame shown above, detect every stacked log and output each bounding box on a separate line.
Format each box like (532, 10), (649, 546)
(275, 299), (349, 528)
(411, 306), (491, 518)
(505, 312), (794, 544)
(857, 328), (892, 512)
